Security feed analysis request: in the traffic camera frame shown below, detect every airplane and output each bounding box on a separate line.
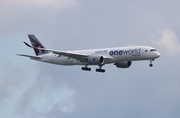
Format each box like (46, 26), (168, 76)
(18, 34), (160, 73)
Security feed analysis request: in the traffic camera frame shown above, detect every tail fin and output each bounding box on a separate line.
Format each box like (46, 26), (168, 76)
(28, 34), (49, 56)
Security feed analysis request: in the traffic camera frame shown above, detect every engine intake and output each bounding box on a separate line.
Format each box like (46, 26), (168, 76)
(114, 61), (132, 68)
(87, 56), (104, 65)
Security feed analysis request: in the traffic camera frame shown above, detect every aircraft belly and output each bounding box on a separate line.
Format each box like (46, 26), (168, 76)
(54, 57), (83, 65)
(114, 54), (149, 61)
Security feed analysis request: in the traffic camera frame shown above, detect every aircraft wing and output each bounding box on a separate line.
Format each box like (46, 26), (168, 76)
(24, 42), (88, 61)
(23, 42), (113, 63)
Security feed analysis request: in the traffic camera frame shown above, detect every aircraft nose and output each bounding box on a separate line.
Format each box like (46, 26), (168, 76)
(154, 51), (161, 58)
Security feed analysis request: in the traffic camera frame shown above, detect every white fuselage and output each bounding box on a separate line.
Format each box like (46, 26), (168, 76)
(32, 46), (160, 66)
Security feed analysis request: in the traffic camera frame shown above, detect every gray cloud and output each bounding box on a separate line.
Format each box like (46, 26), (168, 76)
(34, 62), (180, 118)
(17, 69), (75, 118)
(0, 60), (28, 106)
(1, 0), (180, 118)
(0, 0), (80, 8)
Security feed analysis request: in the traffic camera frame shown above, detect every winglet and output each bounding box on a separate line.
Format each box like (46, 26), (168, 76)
(23, 41), (48, 54)
(24, 42), (33, 48)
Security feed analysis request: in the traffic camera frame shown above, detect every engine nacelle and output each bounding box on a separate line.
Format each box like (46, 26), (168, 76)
(114, 61), (132, 68)
(87, 56), (104, 65)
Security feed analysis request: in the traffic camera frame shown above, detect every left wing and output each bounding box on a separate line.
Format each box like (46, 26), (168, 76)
(24, 42), (114, 63)
(24, 42), (88, 61)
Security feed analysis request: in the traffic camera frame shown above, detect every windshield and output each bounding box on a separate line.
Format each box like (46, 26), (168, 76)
(150, 49), (157, 51)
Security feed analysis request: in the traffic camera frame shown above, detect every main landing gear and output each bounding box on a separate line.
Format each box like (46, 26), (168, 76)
(96, 65), (105, 73)
(81, 65), (105, 73)
(96, 68), (105, 73)
(81, 66), (91, 71)
(149, 59), (154, 67)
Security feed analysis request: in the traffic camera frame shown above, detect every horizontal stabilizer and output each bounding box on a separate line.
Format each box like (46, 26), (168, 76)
(17, 54), (42, 60)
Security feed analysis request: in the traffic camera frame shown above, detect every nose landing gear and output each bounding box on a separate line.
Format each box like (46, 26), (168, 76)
(149, 59), (154, 67)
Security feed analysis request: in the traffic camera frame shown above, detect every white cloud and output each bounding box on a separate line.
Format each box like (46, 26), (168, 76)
(0, 0), (81, 38)
(152, 29), (180, 56)
(17, 76), (74, 117)
(0, 0), (80, 10)
(0, 61), (29, 105)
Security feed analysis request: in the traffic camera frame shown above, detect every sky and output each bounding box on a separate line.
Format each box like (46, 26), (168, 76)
(0, 0), (180, 118)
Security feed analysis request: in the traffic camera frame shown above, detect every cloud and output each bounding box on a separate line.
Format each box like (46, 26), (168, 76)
(0, 0), (80, 10)
(0, 0), (81, 39)
(0, 60), (28, 105)
(1, 1), (180, 118)
(17, 76), (74, 118)
(152, 29), (180, 56)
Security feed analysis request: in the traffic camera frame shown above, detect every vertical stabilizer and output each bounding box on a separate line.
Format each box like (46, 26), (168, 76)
(28, 34), (49, 56)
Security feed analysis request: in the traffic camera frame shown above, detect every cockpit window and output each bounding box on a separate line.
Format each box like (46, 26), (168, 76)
(150, 49), (157, 51)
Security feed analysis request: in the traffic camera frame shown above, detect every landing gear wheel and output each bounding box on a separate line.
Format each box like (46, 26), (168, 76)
(96, 68), (105, 73)
(149, 64), (153, 67)
(149, 59), (154, 67)
(88, 68), (91, 71)
(81, 66), (91, 71)
(96, 68), (99, 72)
(102, 69), (105, 73)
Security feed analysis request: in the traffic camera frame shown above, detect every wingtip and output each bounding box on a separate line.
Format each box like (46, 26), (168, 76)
(24, 42), (32, 47)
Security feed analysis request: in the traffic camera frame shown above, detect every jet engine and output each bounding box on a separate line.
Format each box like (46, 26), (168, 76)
(114, 61), (132, 68)
(87, 56), (104, 65)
